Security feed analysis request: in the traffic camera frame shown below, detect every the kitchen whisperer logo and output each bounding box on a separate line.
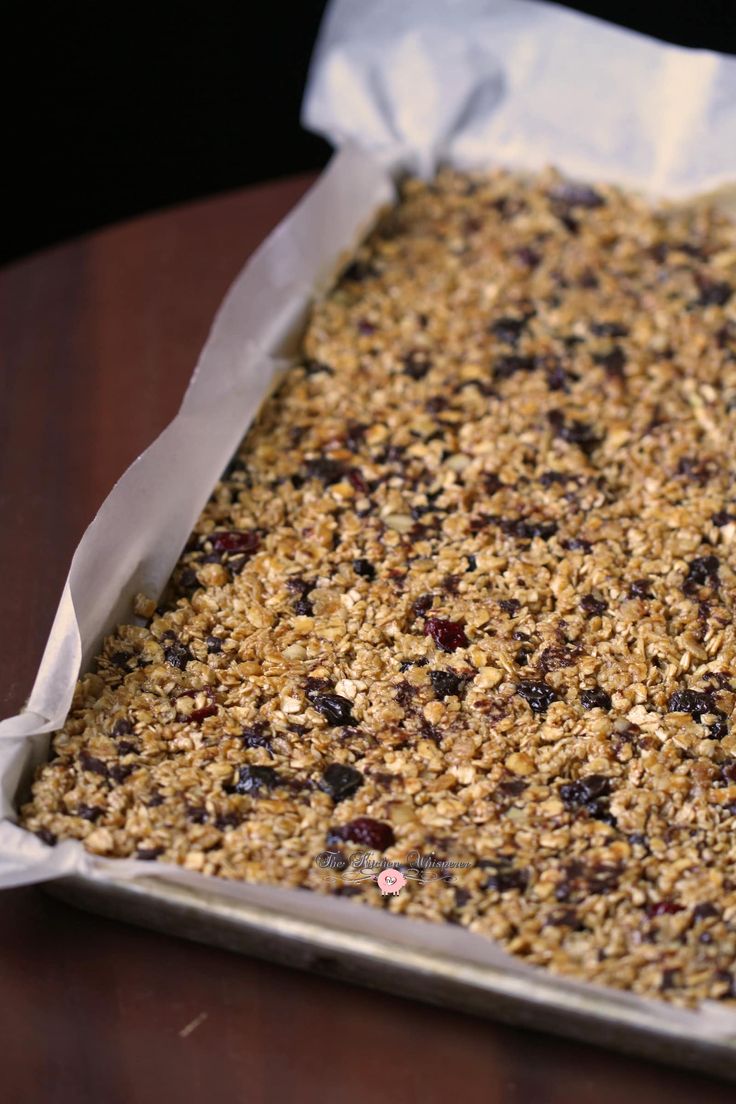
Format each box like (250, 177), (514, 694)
(315, 848), (472, 896)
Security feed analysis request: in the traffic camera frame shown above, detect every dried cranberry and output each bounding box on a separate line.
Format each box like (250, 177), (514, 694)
(629, 579), (653, 599)
(348, 468), (369, 494)
(646, 900), (685, 917)
(430, 669), (465, 700)
(516, 680), (557, 713)
(189, 701), (217, 724)
(163, 642), (192, 670)
(230, 765), (280, 795)
(580, 687), (611, 711)
(311, 694), (356, 727)
(353, 558), (376, 580)
(424, 617), (468, 652)
(329, 817), (395, 851)
(210, 530), (260, 556)
(320, 763), (364, 802)
(580, 594), (608, 617)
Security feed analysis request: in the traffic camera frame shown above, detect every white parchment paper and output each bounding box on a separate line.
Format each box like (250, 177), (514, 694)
(3, 0), (736, 1038)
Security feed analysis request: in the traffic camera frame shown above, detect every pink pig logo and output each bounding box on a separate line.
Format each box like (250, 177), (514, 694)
(376, 868), (407, 896)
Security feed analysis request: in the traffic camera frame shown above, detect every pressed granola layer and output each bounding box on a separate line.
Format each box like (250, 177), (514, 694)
(21, 167), (736, 1005)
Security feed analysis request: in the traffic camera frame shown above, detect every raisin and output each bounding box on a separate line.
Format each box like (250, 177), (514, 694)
(692, 902), (720, 921)
(80, 752), (108, 777)
(403, 351), (431, 379)
(311, 694), (356, 727)
(424, 617), (468, 652)
(483, 865), (529, 893)
(560, 775), (611, 806)
(429, 669), (465, 700)
(500, 518), (558, 541)
(484, 473), (503, 494)
(499, 599), (520, 616)
(303, 359), (334, 376)
(548, 410), (600, 455)
(242, 723), (272, 750)
(545, 359), (569, 391)
(668, 689), (717, 721)
(514, 247), (541, 268)
(493, 354), (536, 381)
(496, 779), (527, 797)
(549, 182), (604, 208)
(210, 530), (260, 556)
(293, 597), (314, 616)
(466, 554), (478, 573)
(516, 680), (557, 713)
(695, 276), (732, 307)
(112, 719), (132, 737)
(205, 635), (223, 653)
(629, 578), (653, 599)
(77, 804), (103, 822)
(562, 537), (592, 553)
(353, 558), (376, 580)
(320, 763), (364, 802)
(490, 316), (528, 344)
(580, 594), (607, 617)
(341, 259), (376, 282)
(328, 817), (395, 851)
(163, 642), (192, 670)
(590, 321), (628, 337)
(304, 457), (346, 485)
(712, 510), (735, 527)
(594, 346), (626, 379)
(230, 765), (280, 795)
(684, 554), (720, 590)
(136, 847), (164, 861)
(580, 687), (611, 711)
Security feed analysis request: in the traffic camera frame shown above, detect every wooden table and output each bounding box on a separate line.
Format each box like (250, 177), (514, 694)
(0, 175), (733, 1104)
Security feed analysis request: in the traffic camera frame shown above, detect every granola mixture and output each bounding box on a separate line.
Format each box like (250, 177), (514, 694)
(21, 167), (736, 1006)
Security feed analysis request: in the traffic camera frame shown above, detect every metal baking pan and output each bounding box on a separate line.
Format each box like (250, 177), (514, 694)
(46, 872), (736, 1081)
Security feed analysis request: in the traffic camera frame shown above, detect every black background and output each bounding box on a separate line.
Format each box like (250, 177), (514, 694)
(3, 1), (736, 265)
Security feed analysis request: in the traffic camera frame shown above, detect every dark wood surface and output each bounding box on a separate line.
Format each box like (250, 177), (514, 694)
(0, 176), (733, 1104)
